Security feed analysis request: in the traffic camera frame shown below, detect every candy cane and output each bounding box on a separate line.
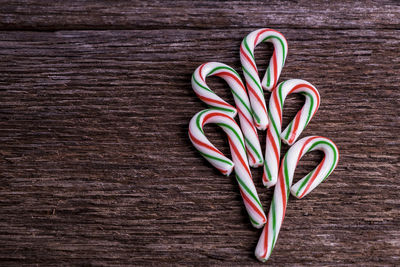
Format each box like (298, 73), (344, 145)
(240, 28), (288, 130)
(191, 62), (263, 167)
(263, 79), (320, 188)
(188, 109), (266, 228)
(255, 136), (339, 262)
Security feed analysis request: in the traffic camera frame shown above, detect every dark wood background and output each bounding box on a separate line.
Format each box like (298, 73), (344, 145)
(0, 1), (399, 266)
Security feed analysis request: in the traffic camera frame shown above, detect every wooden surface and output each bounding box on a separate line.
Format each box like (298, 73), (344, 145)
(0, 1), (399, 265)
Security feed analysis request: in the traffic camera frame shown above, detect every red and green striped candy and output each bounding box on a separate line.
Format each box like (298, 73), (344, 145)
(191, 62), (263, 167)
(188, 109), (267, 228)
(255, 136), (339, 262)
(263, 79), (320, 188)
(240, 28), (288, 130)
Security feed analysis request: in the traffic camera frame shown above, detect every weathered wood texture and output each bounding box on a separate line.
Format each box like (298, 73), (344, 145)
(0, 1), (399, 266)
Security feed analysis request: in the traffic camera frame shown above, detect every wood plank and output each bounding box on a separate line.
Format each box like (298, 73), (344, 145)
(0, 0), (398, 30)
(0, 28), (399, 265)
(0, 1), (399, 265)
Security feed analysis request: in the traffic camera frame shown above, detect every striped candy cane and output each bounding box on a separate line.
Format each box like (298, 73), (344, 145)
(188, 109), (266, 228)
(191, 62), (263, 167)
(255, 136), (339, 262)
(263, 79), (320, 188)
(240, 28), (288, 130)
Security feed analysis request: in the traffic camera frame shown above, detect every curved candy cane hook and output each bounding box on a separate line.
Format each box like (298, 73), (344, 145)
(255, 136), (339, 262)
(263, 79), (320, 187)
(188, 109), (266, 228)
(240, 28), (288, 130)
(192, 62), (263, 167)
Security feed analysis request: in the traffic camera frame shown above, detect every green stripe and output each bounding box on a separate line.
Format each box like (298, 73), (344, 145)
(207, 65), (240, 77)
(193, 74), (236, 114)
(283, 90), (314, 141)
(284, 156), (290, 194)
(196, 110), (209, 134)
(307, 141), (338, 181)
(295, 170), (315, 196)
(236, 174), (263, 208)
(267, 109), (280, 139)
(249, 215), (259, 226)
(261, 36), (286, 64)
(264, 160), (272, 182)
(209, 105), (235, 114)
(232, 89), (260, 123)
(295, 140), (338, 193)
(242, 66), (263, 94)
(278, 82), (285, 106)
(284, 120), (293, 140)
(199, 151), (232, 166)
(231, 90), (256, 120)
(244, 136), (262, 162)
(243, 36), (255, 61)
(217, 123), (245, 151)
(271, 197), (277, 248)
(192, 74), (213, 93)
(261, 35), (286, 89)
(302, 92), (314, 126)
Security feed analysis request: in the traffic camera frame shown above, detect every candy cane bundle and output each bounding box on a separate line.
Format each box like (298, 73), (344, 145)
(188, 109), (267, 228)
(187, 28), (340, 263)
(191, 62), (263, 167)
(240, 28), (288, 130)
(263, 79), (320, 187)
(255, 136), (339, 262)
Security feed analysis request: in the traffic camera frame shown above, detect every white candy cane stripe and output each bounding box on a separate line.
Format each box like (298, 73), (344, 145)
(255, 136), (339, 262)
(263, 79), (320, 188)
(240, 28), (288, 130)
(191, 62), (263, 167)
(188, 109), (266, 228)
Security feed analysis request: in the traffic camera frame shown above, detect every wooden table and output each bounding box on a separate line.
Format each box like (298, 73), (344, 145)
(0, 1), (399, 265)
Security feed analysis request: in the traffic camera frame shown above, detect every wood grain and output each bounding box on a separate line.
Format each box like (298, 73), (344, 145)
(0, 1), (399, 266)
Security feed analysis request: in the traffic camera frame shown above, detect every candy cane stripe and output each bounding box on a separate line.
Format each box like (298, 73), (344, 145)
(189, 109), (267, 228)
(263, 79), (320, 187)
(255, 136), (339, 261)
(236, 175), (263, 209)
(192, 62), (264, 167)
(240, 29), (288, 130)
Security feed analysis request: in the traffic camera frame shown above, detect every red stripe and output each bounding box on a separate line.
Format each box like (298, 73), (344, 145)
(255, 28), (271, 45)
(288, 83), (320, 115)
(253, 28), (287, 93)
(189, 130), (224, 156)
(287, 84), (320, 141)
(214, 71), (246, 93)
(239, 187), (265, 221)
(267, 131), (280, 163)
(272, 90), (282, 124)
(278, 166), (287, 219)
(240, 45), (257, 73)
(299, 157), (326, 198)
(272, 52), (277, 88)
(202, 112), (235, 127)
(237, 108), (258, 136)
(262, 171), (267, 183)
(247, 148), (256, 165)
(256, 28), (288, 46)
(262, 220), (270, 258)
(288, 112), (301, 144)
(296, 136), (320, 164)
(199, 63), (206, 82)
(246, 82), (267, 114)
(227, 136), (251, 178)
(201, 112), (248, 177)
(195, 92), (233, 109)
